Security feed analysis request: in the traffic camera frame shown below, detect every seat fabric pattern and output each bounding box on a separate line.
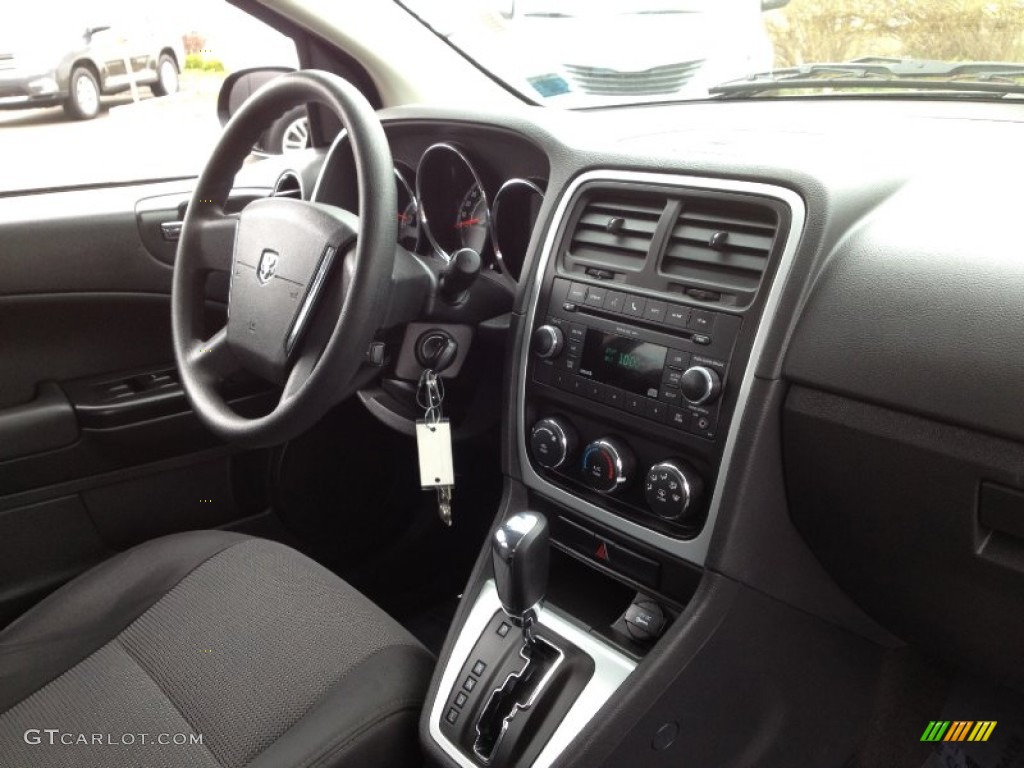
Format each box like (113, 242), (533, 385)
(0, 536), (431, 768)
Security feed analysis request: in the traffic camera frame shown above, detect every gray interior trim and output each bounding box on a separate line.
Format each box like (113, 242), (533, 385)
(427, 580), (635, 768)
(516, 170), (806, 567)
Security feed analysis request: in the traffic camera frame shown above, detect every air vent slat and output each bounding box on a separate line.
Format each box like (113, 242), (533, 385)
(664, 243), (767, 275)
(564, 191), (667, 272)
(670, 225), (775, 254)
(660, 198), (779, 303)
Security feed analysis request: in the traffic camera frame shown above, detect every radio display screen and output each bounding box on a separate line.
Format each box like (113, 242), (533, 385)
(580, 331), (667, 397)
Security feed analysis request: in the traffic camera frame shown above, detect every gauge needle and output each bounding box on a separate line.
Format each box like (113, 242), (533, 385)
(455, 217), (481, 230)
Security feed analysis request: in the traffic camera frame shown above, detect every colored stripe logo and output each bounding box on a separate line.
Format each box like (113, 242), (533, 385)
(920, 721), (997, 742)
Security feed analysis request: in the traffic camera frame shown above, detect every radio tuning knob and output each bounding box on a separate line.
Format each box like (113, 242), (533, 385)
(680, 365), (722, 406)
(530, 417), (578, 470)
(644, 460), (704, 522)
(581, 437), (635, 494)
(531, 325), (564, 359)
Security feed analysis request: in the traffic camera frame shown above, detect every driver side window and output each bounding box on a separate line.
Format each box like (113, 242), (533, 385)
(0, 0), (298, 195)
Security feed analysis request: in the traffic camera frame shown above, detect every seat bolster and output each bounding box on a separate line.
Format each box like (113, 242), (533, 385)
(246, 642), (435, 768)
(0, 530), (252, 712)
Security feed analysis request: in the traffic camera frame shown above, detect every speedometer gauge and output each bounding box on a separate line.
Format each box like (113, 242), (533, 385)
(455, 184), (489, 253)
(416, 143), (491, 262)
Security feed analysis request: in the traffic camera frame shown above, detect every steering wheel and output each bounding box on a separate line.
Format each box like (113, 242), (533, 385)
(171, 71), (397, 447)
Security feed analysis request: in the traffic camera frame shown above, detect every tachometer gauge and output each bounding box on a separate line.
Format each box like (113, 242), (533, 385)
(455, 184), (489, 253)
(394, 166), (420, 251)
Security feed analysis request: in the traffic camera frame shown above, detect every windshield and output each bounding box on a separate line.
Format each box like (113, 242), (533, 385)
(397, 0), (1024, 107)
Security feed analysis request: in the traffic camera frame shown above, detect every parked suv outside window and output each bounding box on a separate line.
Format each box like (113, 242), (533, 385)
(0, 7), (185, 120)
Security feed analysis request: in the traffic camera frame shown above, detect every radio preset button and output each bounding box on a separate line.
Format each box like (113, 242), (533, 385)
(622, 296), (647, 317)
(605, 291), (625, 313)
(567, 282), (588, 303)
(582, 380), (604, 401)
(645, 400), (667, 421)
(553, 370), (574, 391)
(666, 306), (690, 328)
(644, 300), (667, 324)
(603, 387), (624, 408)
(624, 393), (645, 414)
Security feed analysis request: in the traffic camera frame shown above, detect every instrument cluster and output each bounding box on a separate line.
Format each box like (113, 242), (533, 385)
(313, 134), (546, 283)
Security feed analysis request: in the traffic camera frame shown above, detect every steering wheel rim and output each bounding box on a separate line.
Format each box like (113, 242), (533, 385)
(171, 70), (397, 447)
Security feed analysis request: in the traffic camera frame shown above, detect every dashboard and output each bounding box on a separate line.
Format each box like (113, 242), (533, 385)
(285, 97), (1024, 704)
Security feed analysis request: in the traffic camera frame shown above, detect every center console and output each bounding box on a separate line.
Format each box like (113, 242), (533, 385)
(425, 170), (805, 767)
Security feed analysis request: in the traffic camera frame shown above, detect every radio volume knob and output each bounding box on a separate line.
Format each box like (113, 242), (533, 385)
(531, 325), (564, 359)
(645, 460), (704, 522)
(530, 417), (577, 470)
(680, 366), (722, 406)
(581, 437), (635, 494)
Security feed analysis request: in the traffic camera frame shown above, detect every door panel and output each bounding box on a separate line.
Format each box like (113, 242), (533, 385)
(0, 179), (273, 627)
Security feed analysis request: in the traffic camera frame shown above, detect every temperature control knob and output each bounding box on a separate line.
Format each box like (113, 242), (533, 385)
(644, 460), (704, 522)
(581, 437), (635, 494)
(531, 325), (564, 359)
(680, 366), (722, 406)
(530, 417), (577, 470)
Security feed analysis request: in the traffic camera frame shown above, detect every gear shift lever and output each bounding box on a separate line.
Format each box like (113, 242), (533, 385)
(492, 512), (549, 646)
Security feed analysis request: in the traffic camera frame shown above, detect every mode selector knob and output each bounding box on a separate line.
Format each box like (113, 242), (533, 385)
(680, 366), (722, 406)
(530, 417), (577, 470)
(581, 437), (635, 494)
(645, 460), (704, 522)
(531, 325), (564, 359)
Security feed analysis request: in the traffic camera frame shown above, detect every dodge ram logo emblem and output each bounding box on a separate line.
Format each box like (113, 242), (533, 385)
(256, 249), (279, 285)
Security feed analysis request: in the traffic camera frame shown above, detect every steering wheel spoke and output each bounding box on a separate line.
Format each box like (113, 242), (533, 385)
(189, 328), (241, 383)
(193, 211), (238, 273)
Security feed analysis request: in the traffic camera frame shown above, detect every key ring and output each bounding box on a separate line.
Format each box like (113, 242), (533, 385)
(417, 370), (445, 430)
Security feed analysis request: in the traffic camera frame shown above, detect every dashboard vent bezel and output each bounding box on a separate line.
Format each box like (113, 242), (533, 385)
(659, 196), (780, 308)
(562, 189), (667, 276)
(556, 180), (786, 309)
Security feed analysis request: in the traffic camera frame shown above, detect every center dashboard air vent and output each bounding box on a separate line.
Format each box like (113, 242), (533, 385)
(660, 198), (779, 307)
(563, 191), (666, 275)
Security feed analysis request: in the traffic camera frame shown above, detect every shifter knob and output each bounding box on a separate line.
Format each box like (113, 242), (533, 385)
(492, 512), (549, 634)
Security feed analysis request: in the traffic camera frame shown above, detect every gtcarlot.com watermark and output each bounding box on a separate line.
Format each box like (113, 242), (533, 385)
(24, 729), (203, 747)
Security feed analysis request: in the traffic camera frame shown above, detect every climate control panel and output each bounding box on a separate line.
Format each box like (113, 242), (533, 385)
(529, 414), (706, 532)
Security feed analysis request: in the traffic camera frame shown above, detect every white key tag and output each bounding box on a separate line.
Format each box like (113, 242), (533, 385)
(416, 418), (455, 489)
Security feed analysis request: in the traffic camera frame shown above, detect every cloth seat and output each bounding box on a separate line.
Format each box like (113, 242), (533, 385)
(0, 531), (433, 768)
